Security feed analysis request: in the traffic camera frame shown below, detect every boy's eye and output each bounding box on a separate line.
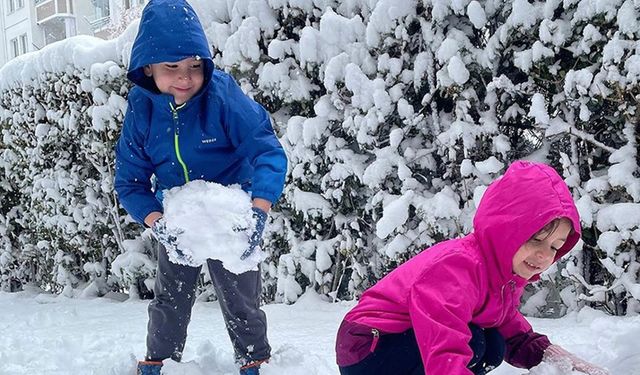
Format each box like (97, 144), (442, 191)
(191, 64), (202, 69)
(164, 64), (178, 69)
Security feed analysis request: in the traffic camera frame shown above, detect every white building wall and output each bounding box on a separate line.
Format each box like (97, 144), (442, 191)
(1, 0), (146, 68)
(26, 2), (41, 50)
(109, 0), (124, 25)
(0, 0), (6, 66)
(1, 1), (31, 66)
(74, 0), (95, 36)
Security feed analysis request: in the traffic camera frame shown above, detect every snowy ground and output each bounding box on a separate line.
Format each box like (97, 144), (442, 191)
(0, 289), (637, 375)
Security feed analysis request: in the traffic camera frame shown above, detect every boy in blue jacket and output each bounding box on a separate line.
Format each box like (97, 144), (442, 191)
(114, 1), (287, 374)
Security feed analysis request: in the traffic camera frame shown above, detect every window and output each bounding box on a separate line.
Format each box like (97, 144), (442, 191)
(7, 0), (24, 12)
(10, 38), (19, 58)
(9, 34), (29, 58)
(19, 34), (28, 54)
(93, 0), (110, 18)
(128, 0), (145, 8)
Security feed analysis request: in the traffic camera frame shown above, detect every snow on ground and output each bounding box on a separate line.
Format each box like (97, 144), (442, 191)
(0, 288), (637, 375)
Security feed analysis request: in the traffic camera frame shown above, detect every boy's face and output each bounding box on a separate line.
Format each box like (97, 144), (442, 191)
(144, 57), (204, 105)
(512, 219), (571, 280)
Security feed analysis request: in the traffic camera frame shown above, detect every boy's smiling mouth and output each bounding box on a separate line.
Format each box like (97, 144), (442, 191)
(524, 260), (541, 270)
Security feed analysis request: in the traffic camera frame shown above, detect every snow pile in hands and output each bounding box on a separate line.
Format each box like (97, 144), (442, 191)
(162, 180), (266, 274)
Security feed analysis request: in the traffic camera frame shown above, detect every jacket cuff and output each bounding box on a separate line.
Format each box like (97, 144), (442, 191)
(505, 330), (551, 369)
(135, 203), (164, 227)
(251, 190), (279, 205)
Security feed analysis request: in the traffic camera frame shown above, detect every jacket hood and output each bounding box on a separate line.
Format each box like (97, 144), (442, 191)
(473, 161), (581, 285)
(127, 0), (214, 93)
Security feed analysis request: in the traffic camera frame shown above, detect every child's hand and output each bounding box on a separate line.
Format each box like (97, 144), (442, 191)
(543, 345), (610, 375)
(152, 217), (185, 256)
(240, 207), (267, 260)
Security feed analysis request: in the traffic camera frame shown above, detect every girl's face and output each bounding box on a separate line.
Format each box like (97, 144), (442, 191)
(512, 218), (572, 280)
(144, 57), (204, 105)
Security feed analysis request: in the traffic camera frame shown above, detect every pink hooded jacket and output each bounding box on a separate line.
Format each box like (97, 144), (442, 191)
(335, 161), (581, 374)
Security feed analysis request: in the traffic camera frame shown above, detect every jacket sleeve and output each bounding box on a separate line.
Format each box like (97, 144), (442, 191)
(408, 251), (480, 375)
(498, 308), (551, 369)
(221, 75), (288, 204)
(114, 103), (163, 225)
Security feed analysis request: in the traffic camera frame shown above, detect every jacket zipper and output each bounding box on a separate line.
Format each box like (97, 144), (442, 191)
(170, 102), (189, 183)
(369, 328), (380, 352)
(498, 279), (516, 324)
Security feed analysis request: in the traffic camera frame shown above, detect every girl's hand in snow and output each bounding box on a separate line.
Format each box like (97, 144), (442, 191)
(543, 345), (610, 375)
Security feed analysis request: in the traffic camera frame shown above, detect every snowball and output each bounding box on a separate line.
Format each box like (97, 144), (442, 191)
(162, 181), (265, 274)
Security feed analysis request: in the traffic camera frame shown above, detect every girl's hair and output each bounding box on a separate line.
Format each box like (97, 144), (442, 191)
(531, 218), (573, 241)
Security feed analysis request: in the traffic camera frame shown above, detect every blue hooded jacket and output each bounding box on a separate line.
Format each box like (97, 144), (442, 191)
(114, 0), (288, 225)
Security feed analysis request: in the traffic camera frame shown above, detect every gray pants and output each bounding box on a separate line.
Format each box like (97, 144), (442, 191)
(146, 244), (271, 365)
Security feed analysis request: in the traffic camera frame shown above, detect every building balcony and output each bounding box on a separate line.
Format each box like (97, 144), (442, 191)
(86, 15), (111, 39)
(88, 16), (110, 30)
(35, 0), (74, 24)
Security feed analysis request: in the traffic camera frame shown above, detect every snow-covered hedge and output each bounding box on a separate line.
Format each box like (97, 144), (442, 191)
(198, 0), (639, 314)
(0, 34), (151, 297)
(0, 0), (638, 315)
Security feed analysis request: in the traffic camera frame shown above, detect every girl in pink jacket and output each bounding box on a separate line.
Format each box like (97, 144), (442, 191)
(336, 161), (609, 375)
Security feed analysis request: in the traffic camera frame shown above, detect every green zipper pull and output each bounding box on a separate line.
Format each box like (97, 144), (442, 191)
(170, 102), (190, 183)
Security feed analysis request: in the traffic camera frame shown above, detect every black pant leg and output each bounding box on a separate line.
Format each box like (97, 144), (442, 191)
(146, 244), (202, 361)
(338, 324), (504, 375)
(339, 330), (424, 375)
(207, 259), (270, 365)
(469, 325), (505, 374)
